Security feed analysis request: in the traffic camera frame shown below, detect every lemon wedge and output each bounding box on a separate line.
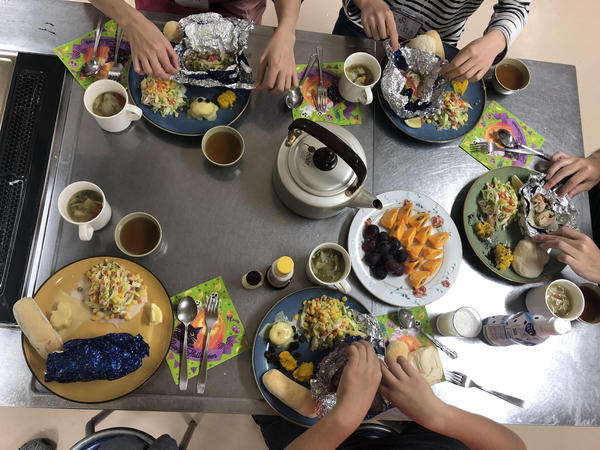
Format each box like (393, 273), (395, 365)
(405, 117), (423, 128)
(150, 303), (163, 325)
(510, 175), (524, 191)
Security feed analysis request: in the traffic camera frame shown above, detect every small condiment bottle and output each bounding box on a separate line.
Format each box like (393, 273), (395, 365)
(266, 256), (294, 289)
(242, 270), (264, 290)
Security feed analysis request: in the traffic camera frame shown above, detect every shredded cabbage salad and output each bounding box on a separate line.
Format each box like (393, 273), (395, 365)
(85, 260), (147, 320)
(140, 76), (187, 117)
(431, 91), (471, 130)
(478, 177), (519, 230)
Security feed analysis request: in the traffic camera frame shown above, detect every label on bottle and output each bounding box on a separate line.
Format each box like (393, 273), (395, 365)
(482, 313), (545, 346)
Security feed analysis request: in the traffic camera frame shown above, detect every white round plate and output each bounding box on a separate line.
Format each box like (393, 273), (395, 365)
(348, 190), (462, 307)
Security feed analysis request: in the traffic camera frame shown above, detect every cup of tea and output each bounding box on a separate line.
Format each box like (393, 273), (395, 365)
(83, 79), (142, 132)
(201, 126), (245, 167)
(306, 242), (351, 294)
(338, 52), (381, 105)
(57, 181), (112, 241)
(492, 58), (530, 95)
(525, 279), (584, 321)
(114, 212), (162, 257)
(578, 283), (600, 325)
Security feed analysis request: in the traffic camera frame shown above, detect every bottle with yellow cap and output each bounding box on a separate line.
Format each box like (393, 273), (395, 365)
(266, 256), (294, 289)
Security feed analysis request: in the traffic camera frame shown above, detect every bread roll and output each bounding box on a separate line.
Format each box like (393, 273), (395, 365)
(408, 346), (443, 385)
(163, 21), (183, 44)
(262, 369), (317, 418)
(13, 297), (63, 359)
(512, 239), (550, 278)
(406, 30), (445, 60)
(387, 340), (409, 361)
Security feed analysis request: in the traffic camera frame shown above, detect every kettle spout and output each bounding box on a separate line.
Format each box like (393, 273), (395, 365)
(348, 189), (383, 211)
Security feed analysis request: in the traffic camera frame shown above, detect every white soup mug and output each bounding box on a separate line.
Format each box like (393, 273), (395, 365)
(338, 52), (381, 105)
(306, 242), (352, 294)
(58, 181), (111, 241)
(83, 79), (142, 132)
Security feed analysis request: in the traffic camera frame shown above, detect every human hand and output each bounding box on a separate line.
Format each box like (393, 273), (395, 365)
(354, 0), (399, 50)
(532, 228), (600, 283)
(440, 30), (505, 81)
(379, 354), (448, 431)
(126, 12), (179, 80)
(256, 28), (297, 94)
(334, 340), (382, 427)
(544, 151), (600, 197)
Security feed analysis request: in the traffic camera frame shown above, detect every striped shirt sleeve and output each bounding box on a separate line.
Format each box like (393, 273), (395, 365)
(486, 0), (530, 48)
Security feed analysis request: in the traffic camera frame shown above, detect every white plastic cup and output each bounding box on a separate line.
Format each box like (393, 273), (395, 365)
(83, 79), (142, 132)
(306, 242), (351, 294)
(57, 181), (111, 241)
(436, 307), (482, 337)
(338, 52), (381, 105)
(525, 279), (584, 321)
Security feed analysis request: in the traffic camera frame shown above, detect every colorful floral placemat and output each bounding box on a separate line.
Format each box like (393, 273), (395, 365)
(292, 62), (362, 126)
(165, 276), (249, 385)
(459, 101), (545, 170)
(54, 20), (131, 90)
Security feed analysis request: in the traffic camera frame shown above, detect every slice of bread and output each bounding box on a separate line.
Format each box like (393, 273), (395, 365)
(425, 30), (445, 60)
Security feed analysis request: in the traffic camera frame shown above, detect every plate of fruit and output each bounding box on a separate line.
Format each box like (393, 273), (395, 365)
(348, 191), (462, 306)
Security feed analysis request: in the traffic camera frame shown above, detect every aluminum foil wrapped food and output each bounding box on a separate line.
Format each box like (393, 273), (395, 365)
(310, 314), (390, 419)
(381, 41), (448, 118)
(172, 13), (254, 89)
(518, 173), (578, 237)
(45, 333), (149, 383)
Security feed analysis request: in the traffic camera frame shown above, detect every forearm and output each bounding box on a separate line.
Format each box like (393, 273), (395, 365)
(487, 0), (530, 49)
(481, 29), (507, 58)
(432, 405), (525, 450)
(273, 0), (301, 34)
(285, 409), (358, 450)
(89, 0), (144, 30)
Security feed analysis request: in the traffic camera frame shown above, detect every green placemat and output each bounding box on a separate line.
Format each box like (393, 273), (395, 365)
(292, 62), (362, 125)
(459, 101), (545, 170)
(165, 277), (249, 385)
(54, 19), (131, 90)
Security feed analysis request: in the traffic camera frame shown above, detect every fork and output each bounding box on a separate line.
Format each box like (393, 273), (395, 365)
(108, 25), (124, 80)
(197, 292), (220, 394)
(446, 371), (527, 408)
(316, 46), (328, 113)
(469, 141), (550, 161)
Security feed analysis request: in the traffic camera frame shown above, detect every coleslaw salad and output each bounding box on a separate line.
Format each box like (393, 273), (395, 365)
(430, 91), (471, 130)
(478, 177), (519, 230)
(140, 77), (187, 117)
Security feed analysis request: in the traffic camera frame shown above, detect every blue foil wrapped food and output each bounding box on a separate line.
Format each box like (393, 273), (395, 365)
(45, 333), (149, 383)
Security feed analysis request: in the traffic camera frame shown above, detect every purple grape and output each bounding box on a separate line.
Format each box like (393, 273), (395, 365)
(394, 248), (409, 263)
(364, 251), (382, 267)
(381, 252), (394, 264)
(363, 224), (379, 239)
(385, 259), (404, 276)
(362, 239), (377, 253)
(375, 241), (391, 254)
(372, 262), (388, 280)
(389, 238), (401, 253)
(376, 231), (390, 243)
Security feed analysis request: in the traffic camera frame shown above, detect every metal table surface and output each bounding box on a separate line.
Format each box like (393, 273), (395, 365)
(1, 0), (597, 426)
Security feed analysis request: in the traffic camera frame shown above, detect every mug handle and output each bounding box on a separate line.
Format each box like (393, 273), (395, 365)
(332, 279), (351, 294)
(125, 104), (143, 121)
(362, 88), (373, 105)
(79, 223), (94, 241)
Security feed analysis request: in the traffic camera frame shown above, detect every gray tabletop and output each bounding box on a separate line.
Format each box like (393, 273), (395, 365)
(0, 0), (596, 426)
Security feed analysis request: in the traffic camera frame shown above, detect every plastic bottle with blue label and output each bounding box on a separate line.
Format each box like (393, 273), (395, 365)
(482, 312), (571, 346)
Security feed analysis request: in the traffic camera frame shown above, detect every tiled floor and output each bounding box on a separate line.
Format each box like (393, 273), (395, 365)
(5, 2), (599, 449)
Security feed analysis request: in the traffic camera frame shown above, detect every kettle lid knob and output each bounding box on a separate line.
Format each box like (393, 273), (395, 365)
(313, 147), (338, 171)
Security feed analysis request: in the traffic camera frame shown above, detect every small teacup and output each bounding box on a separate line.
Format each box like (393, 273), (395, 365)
(338, 52), (381, 105)
(525, 279), (584, 321)
(492, 58), (530, 95)
(83, 79), (142, 132)
(57, 181), (111, 241)
(306, 242), (351, 294)
(115, 212), (163, 257)
(202, 126), (245, 167)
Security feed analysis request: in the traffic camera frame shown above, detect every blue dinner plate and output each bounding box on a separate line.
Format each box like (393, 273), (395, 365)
(128, 65), (251, 136)
(377, 43), (486, 143)
(252, 287), (370, 427)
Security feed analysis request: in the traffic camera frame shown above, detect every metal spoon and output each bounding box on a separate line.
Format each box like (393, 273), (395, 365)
(397, 308), (457, 359)
(497, 129), (552, 161)
(80, 18), (104, 78)
(176, 296), (198, 391)
(285, 53), (317, 109)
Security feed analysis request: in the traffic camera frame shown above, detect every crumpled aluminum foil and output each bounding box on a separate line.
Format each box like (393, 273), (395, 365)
(171, 13), (254, 89)
(310, 314), (391, 419)
(381, 41), (448, 118)
(518, 173), (578, 236)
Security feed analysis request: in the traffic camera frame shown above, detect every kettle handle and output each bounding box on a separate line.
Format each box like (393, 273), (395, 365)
(288, 119), (366, 192)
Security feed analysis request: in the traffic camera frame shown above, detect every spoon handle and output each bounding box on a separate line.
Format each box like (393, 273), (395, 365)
(299, 53), (317, 87)
(92, 18), (104, 60)
(179, 323), (189, 390)
(421, 329), (458, 359)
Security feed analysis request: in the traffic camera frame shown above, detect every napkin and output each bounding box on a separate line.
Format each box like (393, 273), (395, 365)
(54, 20), (131, 90)
(459, 101), (545, 170)
(292, 62), (362, 126)
(165, 276), (249, 385)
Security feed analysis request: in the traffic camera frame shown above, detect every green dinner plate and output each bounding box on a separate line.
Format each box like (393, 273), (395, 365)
(463, 166), (565, 283)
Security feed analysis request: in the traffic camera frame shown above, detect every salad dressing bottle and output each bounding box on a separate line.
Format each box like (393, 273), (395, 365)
(482, 312), (571, 346)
